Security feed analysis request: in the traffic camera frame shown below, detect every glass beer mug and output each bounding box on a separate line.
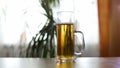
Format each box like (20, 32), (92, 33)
(55, 11), (85, 62)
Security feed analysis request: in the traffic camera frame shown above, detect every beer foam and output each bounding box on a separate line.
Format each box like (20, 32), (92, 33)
(56, 22), (74, 25)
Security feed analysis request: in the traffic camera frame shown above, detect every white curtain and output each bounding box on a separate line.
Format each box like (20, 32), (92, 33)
(0, 0), (47, 57)
(0, 0), (46, 46)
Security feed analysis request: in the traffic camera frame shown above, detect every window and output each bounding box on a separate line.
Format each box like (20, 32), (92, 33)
(0, 0), (99, 56)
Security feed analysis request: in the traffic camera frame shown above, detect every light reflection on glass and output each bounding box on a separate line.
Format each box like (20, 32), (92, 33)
(56, 62), (75, 68)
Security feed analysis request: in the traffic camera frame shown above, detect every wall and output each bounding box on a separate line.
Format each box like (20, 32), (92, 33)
(109, 0), (120, 56)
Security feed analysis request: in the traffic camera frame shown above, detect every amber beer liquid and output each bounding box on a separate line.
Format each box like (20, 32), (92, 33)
(57, 23), (74, 61)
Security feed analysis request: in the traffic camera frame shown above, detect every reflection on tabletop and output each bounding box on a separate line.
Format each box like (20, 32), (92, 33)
(0, 58), (120, 68)
(56, 62), (74, 68)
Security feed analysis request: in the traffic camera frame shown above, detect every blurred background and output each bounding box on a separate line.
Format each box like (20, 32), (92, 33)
(0, 0), (99, 57)
(0, 0), (119, 57)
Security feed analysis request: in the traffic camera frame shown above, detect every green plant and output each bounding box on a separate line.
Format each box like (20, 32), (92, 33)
(26, 0), (59, 58)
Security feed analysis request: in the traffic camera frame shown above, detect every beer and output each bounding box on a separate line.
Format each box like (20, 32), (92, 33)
(57, 23), (74, 61)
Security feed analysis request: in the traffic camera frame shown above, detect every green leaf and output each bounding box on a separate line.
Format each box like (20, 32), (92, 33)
(26, 0), (59, 58)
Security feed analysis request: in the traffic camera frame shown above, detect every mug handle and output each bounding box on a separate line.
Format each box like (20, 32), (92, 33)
(74, 31), (85, 57)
